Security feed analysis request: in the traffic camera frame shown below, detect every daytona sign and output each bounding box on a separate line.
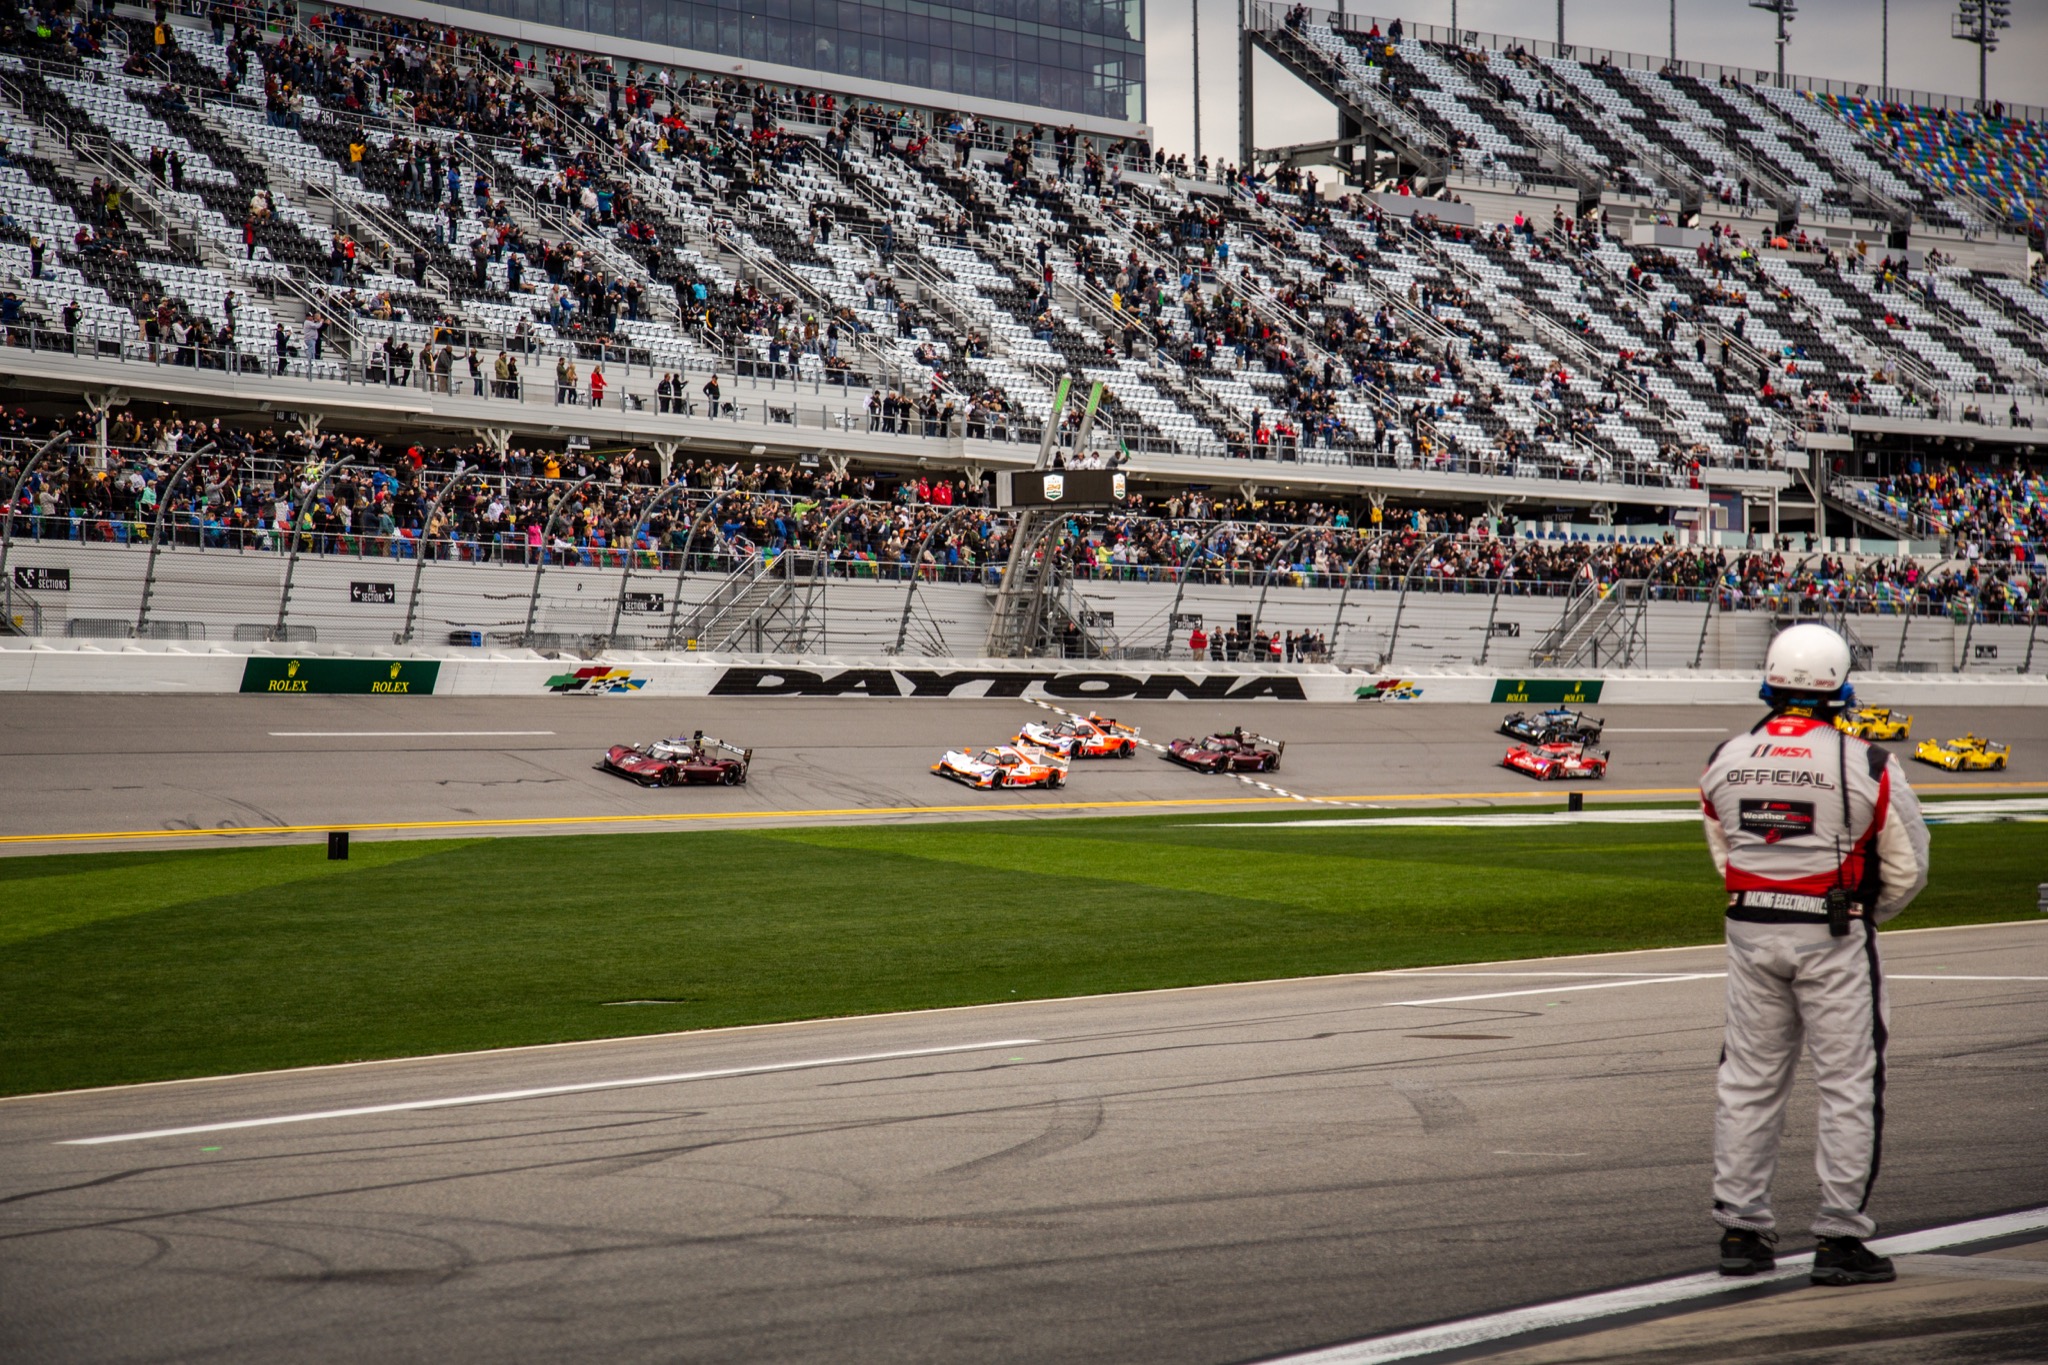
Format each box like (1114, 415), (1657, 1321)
(709, 667), (1309, 700)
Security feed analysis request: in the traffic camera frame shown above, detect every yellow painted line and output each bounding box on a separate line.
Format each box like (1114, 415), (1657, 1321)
(0, 795), (1310, 846)
(4, 783), (2040, 848)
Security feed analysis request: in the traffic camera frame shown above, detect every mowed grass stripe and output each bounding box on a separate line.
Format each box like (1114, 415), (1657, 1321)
(0, 816), (2034, 1096)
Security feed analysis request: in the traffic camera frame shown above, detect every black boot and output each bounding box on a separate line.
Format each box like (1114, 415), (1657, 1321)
(1718, 1226), (1778, 1276)
(1811, 1235), (1895, 1286)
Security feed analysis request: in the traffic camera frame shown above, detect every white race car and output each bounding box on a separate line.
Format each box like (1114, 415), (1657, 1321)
(931, 744), (1069, 789)
(1015, 712), (1140, 760)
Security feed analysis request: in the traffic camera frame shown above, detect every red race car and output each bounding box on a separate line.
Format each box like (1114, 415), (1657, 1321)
(1501, 740), (1609, 781)
(1164, 727), (1283, 774)
(597, 732), (752, 786)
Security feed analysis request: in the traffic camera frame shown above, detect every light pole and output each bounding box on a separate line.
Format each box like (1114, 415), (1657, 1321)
(1748, 0), (1796, 89)
(1952, 1), (2011, 112)
(1192, 0), (1202, 169)
(1670, 0), (1678, 65)
(1557, 0), (1564, 49)
(1881, 0), (1889, 102)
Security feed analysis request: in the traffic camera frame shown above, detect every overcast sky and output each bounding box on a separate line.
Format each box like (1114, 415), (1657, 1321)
(1143, 0), (2048, 163)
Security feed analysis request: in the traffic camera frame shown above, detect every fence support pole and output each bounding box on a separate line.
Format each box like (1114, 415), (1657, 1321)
(135, 446), (212, 636)
(1955, 577), (1983, 674)
(796, 500), (871, 656)
(1328, 531), (1390, 663)
(399, 468), (482, 645)
(523, 476), (599, 648)
(893, 505), (982, 655)
(1249, 528), (1316, 646)
(0, 434), (66, 632)
(1478, 571), (1503, 666)
(607, 482), (694, 648)
(1381, 537), (1440, 669)
(661, 493), (734, 649)
(276, 460), (358, 640)
(1159, 520), (1229, 657)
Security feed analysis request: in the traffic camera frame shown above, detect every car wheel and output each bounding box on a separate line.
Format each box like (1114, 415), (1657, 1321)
(722, 768), (741, 785)
(1118, 742), (1133, 758)
(1996, 757), (2008, 770)
(1048, 772), (1065, 789)
(659, 768), (679, 787)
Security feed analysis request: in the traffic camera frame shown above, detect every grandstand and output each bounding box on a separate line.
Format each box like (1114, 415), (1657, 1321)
(0, 0), (2042, 658)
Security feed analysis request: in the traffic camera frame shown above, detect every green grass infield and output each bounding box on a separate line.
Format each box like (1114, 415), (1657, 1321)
(2, 810), (2039, 1095)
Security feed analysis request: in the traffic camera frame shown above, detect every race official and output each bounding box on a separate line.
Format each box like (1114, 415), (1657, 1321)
(1702, 624), (1929, 1286)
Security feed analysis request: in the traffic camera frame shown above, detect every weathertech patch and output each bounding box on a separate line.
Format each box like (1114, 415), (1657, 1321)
(1739, 799), (1817, 842)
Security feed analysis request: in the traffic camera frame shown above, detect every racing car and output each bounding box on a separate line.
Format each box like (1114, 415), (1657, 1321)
(597, 731), (752, 786)
(1015, 712), (1140, 760)
(1499, 707), (1604, 745)
(1835, 705), (1912, 741)
(1913, 733), (2011, 771)
(932, 744), (1069, 789)
(1163, 727), (1283, 774)
(1502, 740), (1610, 781)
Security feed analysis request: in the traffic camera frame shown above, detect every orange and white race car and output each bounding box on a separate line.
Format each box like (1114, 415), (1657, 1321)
(1014, 712), (1141, 760)
(932, 744), (1069, 789)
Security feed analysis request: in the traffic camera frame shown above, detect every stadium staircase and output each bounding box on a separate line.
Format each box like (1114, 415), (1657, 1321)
(1528, 577), (1650, 669)
(666, 549), (815, 652)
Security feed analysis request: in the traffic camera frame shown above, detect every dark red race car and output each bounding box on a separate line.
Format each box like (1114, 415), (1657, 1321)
(1164, 727), (1284, 774)
(597, 732), (752, 786)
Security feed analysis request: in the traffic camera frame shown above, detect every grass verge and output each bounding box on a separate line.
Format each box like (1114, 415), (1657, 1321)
(1, 812), (2038, 1095)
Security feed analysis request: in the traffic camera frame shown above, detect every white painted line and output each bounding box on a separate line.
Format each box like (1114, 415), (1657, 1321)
(59, 1040), (1040, 1146)
(1388, 975), (1723, 1007)
(1382, 971), (1711, 979)
(1395, 971), (2048, 984)
(1493, 1151), (1588, 1157)
(1184, 812), (1699, 829)
(268, 731), (558, 737)
(1897, 1254), (2048, 1282)
(1603, 727), (1732, 733)
(1889, 974), (2048, 982)
(1263, 1205), (2048, 1363)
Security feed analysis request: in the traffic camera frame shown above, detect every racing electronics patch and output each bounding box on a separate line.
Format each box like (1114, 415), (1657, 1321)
(1738, 799), (1817, 843)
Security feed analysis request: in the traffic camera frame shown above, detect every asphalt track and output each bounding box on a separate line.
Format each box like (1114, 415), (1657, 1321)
(2, 924), (2045, 1364)
(3, 696), (2046, 853)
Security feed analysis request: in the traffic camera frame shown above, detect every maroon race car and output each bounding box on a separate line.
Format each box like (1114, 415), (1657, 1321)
(1501, 740), (1609, 781)
(598, 731), (752, 786)
(1164, 727), (1284, 774)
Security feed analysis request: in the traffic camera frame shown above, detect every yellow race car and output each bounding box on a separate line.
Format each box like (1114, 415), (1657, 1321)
(1836, 706), (1912, 741)
(1912, 734), (2011, 771)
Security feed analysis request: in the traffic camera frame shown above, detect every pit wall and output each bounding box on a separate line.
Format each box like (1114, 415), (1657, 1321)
(4, 641), (2046, 707)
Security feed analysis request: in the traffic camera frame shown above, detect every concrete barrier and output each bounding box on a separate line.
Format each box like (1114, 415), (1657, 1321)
(5, 640), (2044, 706)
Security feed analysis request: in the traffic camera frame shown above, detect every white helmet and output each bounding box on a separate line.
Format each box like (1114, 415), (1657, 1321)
(1762, 623), (1853, 705)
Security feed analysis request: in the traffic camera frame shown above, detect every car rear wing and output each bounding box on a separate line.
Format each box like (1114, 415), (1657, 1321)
(699, 735), (753, 775)
(1248, 733), (1284, 761)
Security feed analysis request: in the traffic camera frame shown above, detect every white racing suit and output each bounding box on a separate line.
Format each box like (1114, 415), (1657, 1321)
(1701, 710), (1930, 1240)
